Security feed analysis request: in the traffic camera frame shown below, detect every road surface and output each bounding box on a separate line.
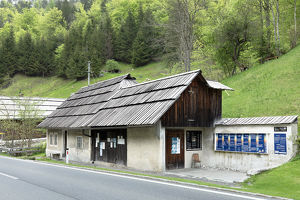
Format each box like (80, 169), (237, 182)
(0, 156), (275, 200)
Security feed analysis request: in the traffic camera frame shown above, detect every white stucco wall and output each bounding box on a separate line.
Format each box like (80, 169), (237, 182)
(183, 127), (214, 169)
(67, 129), (91, 163)
(46, 129), (65, 158)
(196, 123), (298, 172)
(127, 121), (165, 171)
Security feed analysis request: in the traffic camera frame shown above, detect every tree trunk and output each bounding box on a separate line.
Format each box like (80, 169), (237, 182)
(264, 0), (271, 54)
(271, 3), (278, 55)
(259, 0), (265, 63)
(276, 0), (280, 55)
(293, 0), (297, 48)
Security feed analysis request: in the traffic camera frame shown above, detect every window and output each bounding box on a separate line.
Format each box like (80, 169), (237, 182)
(76, 136), (83, 149)
(186, 131), (202, 150)
(54, 134), (58, 145)
(49, 132), (58, 146)
(49, 133), (53, 145)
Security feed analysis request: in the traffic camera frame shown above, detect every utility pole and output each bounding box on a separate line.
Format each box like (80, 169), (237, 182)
(88, 61), (91, 86)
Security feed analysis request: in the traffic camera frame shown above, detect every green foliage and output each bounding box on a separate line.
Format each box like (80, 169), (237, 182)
(115, 10), (137, 63)
(131, 8), (159, 67)
(105, 59), (120, 73)
(0, 26), (17, 79)
(0, 0), (299, 82)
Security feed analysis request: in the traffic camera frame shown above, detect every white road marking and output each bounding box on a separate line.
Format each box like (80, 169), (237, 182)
(0, 156), (269, 200)
(0, 171), (18, 180)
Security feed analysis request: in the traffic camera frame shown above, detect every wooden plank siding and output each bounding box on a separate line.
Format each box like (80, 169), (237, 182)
(161, 78), (222, 127)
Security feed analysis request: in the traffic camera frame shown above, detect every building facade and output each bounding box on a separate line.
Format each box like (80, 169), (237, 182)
(39, 71), (298, 173)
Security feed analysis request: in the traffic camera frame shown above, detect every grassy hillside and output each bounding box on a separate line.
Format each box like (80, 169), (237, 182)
(0, 62), (170, 98)
(222, 45), (300, 118)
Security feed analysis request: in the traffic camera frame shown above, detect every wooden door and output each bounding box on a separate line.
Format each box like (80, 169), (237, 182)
(166, 129), (185, 170)
(92, 129), (127, 165)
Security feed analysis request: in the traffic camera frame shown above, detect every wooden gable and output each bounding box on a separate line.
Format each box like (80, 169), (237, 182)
(161, 75), (222, 127)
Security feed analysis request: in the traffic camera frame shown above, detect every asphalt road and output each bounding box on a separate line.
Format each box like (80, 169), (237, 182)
(0, 156), (275, 200)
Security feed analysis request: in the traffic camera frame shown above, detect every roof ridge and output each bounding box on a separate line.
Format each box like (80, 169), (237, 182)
(221, 115), (298, 119)
(121, 70), (201, 89)
(80, 74), (130, 90)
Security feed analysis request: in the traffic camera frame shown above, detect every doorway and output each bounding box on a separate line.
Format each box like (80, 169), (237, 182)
(165, 129), (185, 170)
(91, 129), (127, 165)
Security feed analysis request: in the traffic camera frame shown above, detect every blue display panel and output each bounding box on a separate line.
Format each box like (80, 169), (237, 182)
(223, 134), (229, 151)
(274, 134), (286, 154)
(243, 134), (249, 152)
(216, 134), (223, 151)
(229, 134), (235, 151)
(216, 133), (267, 154)
(236, 134), (242, 152)
(258, 134), (266, 153)
(250, 134), (258, 153)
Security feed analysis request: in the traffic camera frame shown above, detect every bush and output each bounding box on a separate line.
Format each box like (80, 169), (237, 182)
(105, 60), (120, 73)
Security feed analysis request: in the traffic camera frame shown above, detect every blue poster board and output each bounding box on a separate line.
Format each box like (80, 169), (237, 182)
(216, 134), (223, 151)
(223, 134), (229, 151)
(171, 137), (180, 154)
(229, 134), (235, 151)
(250, 134), (258, 152)
(274, 134), (286, 154)
(215, 133), (266, 154)
(243, 134), (249, 152)
(236, 134), (242, 152)
(258, 134), (266, 153)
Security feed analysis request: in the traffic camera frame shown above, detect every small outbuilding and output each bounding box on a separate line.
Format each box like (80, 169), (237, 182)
(38, 70), (298, 172)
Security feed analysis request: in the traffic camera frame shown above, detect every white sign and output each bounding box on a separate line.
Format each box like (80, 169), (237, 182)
(118, 138), (125, 145)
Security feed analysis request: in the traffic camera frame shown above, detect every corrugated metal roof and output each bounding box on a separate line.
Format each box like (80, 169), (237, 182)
(39, 70), (233, 128)
(206, 80), (234, 90)
(215, 116), (298, 125)
(0, 96), (65, 119)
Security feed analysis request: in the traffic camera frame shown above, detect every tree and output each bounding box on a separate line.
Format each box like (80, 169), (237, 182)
(165, 0), (204, 72)
(17, 32), (37, 75)
(0, 26), (17, 80)
(114, 10), (137, 63)
(214, 1), (253, 76)
(131, 9), (157, 66)
(0, 97), (43, 147)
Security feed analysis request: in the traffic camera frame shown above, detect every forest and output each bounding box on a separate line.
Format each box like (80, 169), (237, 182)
(0, 0), (298, 83)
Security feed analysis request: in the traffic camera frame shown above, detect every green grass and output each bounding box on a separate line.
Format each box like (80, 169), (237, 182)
(241, 156), (300, 199)
(0, 61), (171, 98)
(222, 45), (300, 119)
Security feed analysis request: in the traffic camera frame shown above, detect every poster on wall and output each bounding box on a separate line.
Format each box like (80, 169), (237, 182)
(216, 134), (223, 151)
(229, 134), (236, 151)
(223, 134), (229, 151)
(274, 133), (287, 154)
(242, 134), (249, 152)
(171, 137), (180, 154)
(250, 134), (258, 153)
(236, 134), (242, 152)
(215, 133), (267, 154)
(258, 134), (266, 153)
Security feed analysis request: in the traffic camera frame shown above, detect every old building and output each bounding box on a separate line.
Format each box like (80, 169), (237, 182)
(38, 70), (298, 172)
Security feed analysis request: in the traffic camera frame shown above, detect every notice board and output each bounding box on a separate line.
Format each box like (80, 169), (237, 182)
(274, 133), (287, 154)
(216, 133), (267, 154)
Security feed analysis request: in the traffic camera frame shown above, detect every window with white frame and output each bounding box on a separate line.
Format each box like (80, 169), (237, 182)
(49, 132), (58, 146)
(76, 136), (83, 149)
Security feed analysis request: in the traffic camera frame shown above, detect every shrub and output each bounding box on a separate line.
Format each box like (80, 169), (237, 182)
(105, 60), (120, 73)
